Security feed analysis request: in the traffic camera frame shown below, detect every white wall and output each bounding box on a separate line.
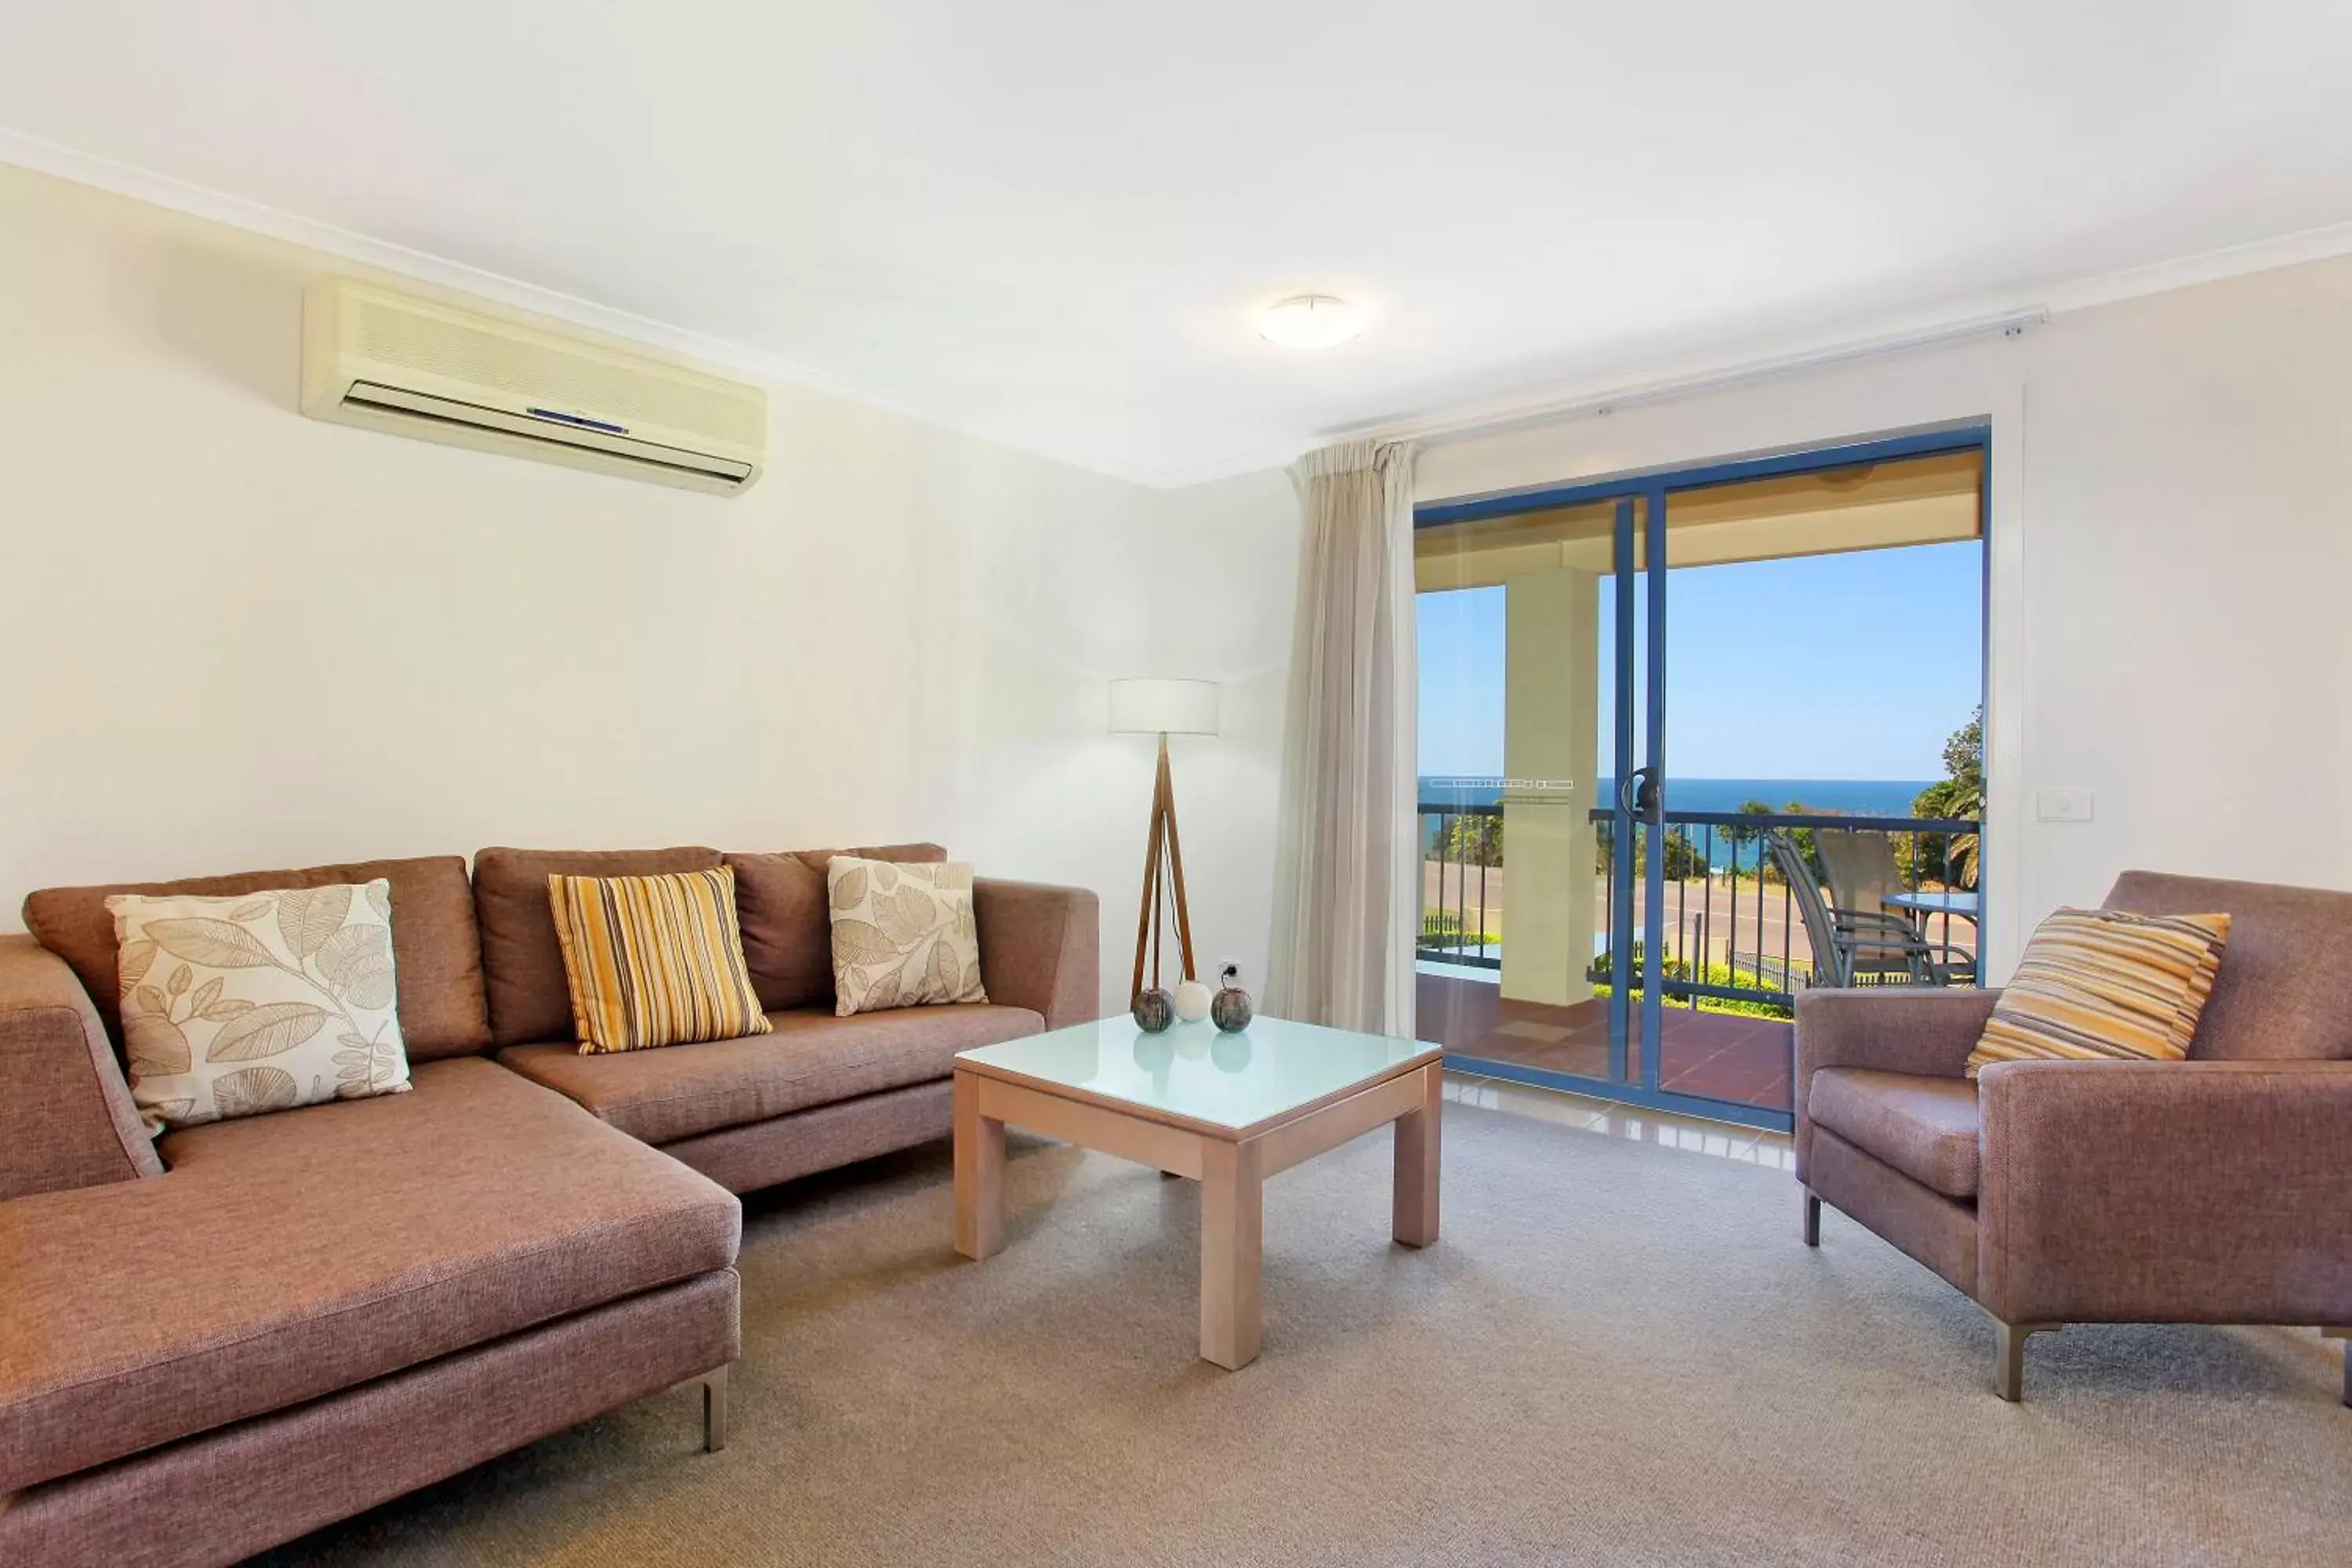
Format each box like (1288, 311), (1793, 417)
(2012, 260), (2352, 912)
(900, 457), (1297, 1011)
(1417, 250), (2352, 978)
(0, 163), (1303, 1018)
(32, 149), (2336, 1014)
(1137, 470), (1299, 1003)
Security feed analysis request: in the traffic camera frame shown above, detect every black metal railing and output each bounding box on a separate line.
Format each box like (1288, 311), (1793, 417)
(1418, 801), (1504, 968)
(1591, 809), (1980, 1012)
(1417, 802), (1981, 1011)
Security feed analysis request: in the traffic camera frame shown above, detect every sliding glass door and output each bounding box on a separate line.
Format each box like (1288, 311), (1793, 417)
(1604, 491), (1668, 1098)
(1414, 428), (1991, 1134)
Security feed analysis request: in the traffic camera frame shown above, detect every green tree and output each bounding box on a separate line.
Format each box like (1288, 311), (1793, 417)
(1661, 826), (1705, 881)
(1440, 812), (1503, 868)
(1595, 819), (1705, 881)
(1751, 801), (1825, 885)
(1940, 707), (1984, 794)
(1908, 706), (1984, 887)
(1725, 799), (1776, 873)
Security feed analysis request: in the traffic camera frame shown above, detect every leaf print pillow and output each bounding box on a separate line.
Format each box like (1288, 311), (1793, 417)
(107, 880), (412, 1131)
(826, 856), (988, 1017)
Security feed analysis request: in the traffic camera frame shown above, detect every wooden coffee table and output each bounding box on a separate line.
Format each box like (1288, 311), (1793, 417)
(952, 1014), (1442, 1370)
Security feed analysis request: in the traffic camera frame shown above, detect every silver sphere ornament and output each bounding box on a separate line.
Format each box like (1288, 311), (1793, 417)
(1131, 987), (1175, 1033)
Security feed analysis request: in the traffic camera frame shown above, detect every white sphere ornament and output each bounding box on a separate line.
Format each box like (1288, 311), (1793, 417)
(1172, 978), (1213, 1022)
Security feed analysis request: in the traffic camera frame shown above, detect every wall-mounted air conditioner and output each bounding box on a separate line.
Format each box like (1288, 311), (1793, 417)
(300, 278), (767, 495)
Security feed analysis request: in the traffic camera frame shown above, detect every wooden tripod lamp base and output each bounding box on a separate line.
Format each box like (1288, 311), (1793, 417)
(1134, 732), (1198, 997)
(1108, 678), (1220, 1002)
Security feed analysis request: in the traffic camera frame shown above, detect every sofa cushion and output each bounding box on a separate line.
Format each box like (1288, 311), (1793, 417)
(2106, 870), (2352, 1062)
(497, 1001), (1041, 1145)
(788, 842), (948, 880)
(0, 1056), (738, 1494)
(0, 935), (163, 1200)
(472, 848), (720, 1046)
(1807, 1067), (1981, 1198)
(727, 844), (946, 1012)
(22, 856), (489, 1062)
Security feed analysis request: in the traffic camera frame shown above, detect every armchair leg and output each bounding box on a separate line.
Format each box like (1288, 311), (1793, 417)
(702, 1365), (730, 1453)
(2325, 1328), (2351, 1408)
(1992, 1319), (2058, 1402)
(1802, 1189), (1820, 1247)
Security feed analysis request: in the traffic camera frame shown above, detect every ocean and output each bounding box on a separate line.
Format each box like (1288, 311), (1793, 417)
(1417, 776), (1934, 816)
(1417, 775), (1937, 870)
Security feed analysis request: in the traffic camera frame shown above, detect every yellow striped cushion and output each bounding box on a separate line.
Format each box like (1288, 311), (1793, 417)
(1966, 908), (2229, 1077)
(546, 868), (771, 1054)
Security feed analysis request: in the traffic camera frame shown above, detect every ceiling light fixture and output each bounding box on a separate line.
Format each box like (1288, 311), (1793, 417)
(1259, 294), (1362, 350)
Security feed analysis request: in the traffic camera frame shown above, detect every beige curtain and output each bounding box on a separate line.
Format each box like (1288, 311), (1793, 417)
(1263, 439), (1419, 1035)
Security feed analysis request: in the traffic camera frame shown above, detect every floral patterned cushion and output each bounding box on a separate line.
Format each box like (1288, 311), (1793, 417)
(826, 856), (987, 1016)
(106, 881), (412, 1130)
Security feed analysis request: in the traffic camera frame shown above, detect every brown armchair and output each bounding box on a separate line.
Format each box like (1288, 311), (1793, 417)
(1794, 870), (2352, 1402)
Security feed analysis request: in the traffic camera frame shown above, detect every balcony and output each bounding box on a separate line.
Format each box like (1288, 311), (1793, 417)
(1418, 800), (1980, 1116)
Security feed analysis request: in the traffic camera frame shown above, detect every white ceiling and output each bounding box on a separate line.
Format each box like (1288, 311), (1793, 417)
(5, 2), (2351, 486)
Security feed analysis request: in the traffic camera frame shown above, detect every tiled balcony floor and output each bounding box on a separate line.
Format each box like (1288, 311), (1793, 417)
(1417, 970), (1793, 1114)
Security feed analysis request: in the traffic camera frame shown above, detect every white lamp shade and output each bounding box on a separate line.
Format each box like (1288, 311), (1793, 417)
(1109, 678), (1220, 736)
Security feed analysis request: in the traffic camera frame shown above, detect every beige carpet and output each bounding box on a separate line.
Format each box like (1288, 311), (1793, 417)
(258, 1105), (2350, 1567)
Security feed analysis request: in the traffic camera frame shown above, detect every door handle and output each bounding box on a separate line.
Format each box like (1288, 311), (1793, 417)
(1622, 766), (1661, 822)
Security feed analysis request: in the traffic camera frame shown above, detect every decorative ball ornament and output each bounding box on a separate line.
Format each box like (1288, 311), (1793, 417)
(1210, 963), (1254, 1033)
(1172, 978), (1212, 1022)
(1131, 987), (1175, 1033)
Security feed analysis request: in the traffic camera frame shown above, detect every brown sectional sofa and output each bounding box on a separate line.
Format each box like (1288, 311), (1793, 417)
(0, 843), (1097, 1567)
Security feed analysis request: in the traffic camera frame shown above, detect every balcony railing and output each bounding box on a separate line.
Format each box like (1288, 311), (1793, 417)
(1420, 801), (1504, 968)
(1418, 801), (1981, 1012)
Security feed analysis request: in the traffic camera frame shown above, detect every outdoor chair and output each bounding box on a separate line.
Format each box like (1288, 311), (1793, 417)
(1766, 831), (1969, 989)
(1816, 826), (1978, 986)
(1795, 869), (2352, 1403)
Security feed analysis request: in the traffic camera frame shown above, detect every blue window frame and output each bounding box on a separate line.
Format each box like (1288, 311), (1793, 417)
(1415, 421), (1993, 1134)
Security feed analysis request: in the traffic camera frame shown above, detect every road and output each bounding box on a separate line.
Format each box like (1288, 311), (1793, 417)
(1423, 861), (1977, 979)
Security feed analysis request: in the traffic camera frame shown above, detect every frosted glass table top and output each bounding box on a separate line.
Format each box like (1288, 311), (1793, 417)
(956, 1014), (1439, 1134)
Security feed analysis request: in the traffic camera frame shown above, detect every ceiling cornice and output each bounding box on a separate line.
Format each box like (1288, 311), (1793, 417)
(7, 125), (2350, 493)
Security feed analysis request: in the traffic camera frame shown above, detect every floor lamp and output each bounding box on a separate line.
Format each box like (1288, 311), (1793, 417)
(1109, 678), (1220, 1004)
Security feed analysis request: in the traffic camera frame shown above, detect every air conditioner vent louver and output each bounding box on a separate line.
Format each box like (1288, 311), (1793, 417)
(302, 278), (766, 494)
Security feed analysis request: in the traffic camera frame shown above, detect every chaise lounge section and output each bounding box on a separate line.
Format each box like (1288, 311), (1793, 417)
(0, 843), (1096, 1567)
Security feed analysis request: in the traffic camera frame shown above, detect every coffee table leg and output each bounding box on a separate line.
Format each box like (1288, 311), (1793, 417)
(1200, 1137), (1264, 1370)
(953, 1071), (1004, 1261)
(1393, 1065), (1441, 1247)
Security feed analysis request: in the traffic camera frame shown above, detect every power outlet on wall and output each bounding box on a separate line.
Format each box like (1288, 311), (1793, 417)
(1215, 955), (1243, 985)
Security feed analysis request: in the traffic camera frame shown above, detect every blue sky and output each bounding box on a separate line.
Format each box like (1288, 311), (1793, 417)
(1417, 541), (1983, 781)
